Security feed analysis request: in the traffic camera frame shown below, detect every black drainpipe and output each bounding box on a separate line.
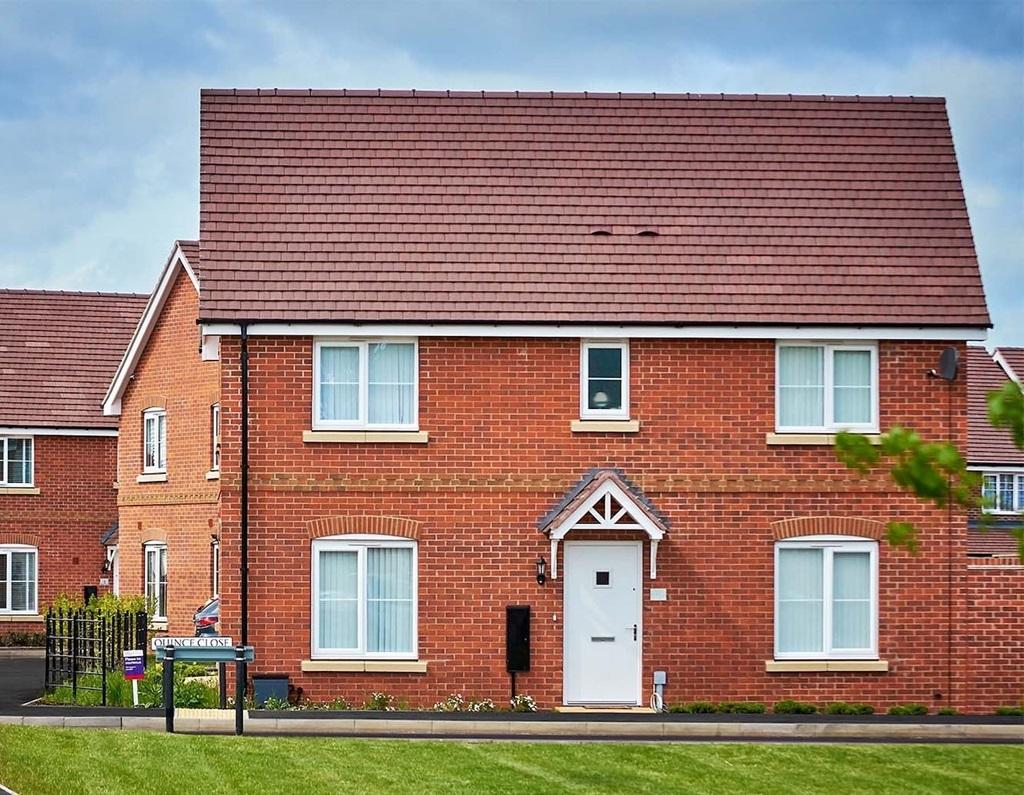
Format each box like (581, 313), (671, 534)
(240, 322), (250, 646)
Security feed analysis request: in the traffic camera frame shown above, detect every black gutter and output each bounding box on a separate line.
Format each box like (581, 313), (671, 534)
(240, 322), (250, 646)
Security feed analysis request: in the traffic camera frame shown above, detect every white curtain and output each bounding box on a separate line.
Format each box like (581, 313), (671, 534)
(778, 548), (823, 653)
(366, 547), (413, 653)
(320, 347), (360, 422)
(319, 550), (359, 649)
(11, 552), (35, 612)
(368, 343), (415, 425)
(1017, 475), (1024, 511)
(832, 552), (870, 649)
(778, 347), (824, 427)
(0, 553), (7, 610)
(833, 350), (872, 424)
(5, 439), (31, 484)
(998, 474), (1015, 512)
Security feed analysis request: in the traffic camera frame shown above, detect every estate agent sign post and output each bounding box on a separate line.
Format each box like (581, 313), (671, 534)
(152, 637), (255, 735)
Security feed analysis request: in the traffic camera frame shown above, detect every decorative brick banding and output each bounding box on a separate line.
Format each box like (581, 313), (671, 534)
(968, 555), (1023, 569)
(307, 515), (420, 540)
(770, 516), (885, 540)
(0, 531), (41, 547)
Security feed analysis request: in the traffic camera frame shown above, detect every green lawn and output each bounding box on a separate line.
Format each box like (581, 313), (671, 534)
(0, 726), (1020, 794)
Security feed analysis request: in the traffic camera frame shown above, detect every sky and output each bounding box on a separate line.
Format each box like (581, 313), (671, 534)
(0, 0), (1021, 345)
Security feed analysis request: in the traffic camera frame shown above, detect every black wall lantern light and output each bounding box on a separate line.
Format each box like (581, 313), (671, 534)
(536, 556), (547, 586)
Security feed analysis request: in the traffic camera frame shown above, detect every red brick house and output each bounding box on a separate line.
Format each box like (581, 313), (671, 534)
(966, 346), (1023, 556)
(122, 89), (1020, 712)
(0, 289), (146, 635)
(101, 241), (222, 634)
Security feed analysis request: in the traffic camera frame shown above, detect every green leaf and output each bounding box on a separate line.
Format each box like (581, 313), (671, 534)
(885, 522), (920, 554)
(987, 381), (1024, 451)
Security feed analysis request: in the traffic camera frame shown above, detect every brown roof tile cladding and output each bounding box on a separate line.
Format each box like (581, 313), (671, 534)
(996, 347), (1024, 381)
(0, 290), (148, 429)
(967, 346), (1024, 465)
(178, 240), (200, 274)
(198, 89), (990, 326)
(967, 525), (1022, 557)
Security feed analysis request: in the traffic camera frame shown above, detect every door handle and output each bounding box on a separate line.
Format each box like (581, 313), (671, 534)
(632, 624), (637, 641)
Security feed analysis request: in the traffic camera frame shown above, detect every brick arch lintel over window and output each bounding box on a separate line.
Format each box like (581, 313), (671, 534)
(140, 529), (168, 545)
(307, 516), (420, 541)
(0, 531), (40, 547)
(770, 516), (884, 541)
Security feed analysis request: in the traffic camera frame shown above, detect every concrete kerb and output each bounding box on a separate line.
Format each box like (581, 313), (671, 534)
(0, 713), (1020, 742)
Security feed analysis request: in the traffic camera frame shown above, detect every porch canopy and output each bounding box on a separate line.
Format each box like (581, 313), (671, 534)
(537, 468), (668, 579)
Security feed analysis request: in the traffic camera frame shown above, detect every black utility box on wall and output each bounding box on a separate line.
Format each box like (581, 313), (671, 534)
(506, 605), (530, 673)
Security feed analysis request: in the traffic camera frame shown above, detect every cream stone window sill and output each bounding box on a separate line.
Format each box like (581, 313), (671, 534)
(301, 659), (428, 673)
(149, 619), (169, 631)
(765, 660), (889, 673)
(137, 472), (168, 483)
(0, 486), (40, 496)
(303, 430), (429, 444)
(0, 614), (44, 623)
(571, 420), (640, 433)
(766, 433), (882, 446)
(206, 470), (221, 480)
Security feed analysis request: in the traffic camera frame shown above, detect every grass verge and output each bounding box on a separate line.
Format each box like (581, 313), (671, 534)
(0, 725), (1021, 794)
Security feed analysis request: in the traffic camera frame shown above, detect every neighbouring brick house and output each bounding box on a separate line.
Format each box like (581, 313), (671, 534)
(129, 88), (1020, 712)
(0, 289), (147, 635)
(102, 242), (222, 634)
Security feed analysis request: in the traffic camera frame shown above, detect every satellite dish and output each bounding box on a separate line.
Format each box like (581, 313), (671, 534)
(938, 347), (959, 381)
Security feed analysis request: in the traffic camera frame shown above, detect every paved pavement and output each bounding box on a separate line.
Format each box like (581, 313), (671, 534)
(0, 658), (43, 709)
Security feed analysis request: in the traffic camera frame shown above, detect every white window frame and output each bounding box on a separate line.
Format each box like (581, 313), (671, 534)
(142, 409), (167, 473)
(0, 544), (38, 614)
(144, 542), (168, 621)
(311, 535), (418, 661)
(211, 540), (220, 598)
(312, 339), (419, 431)
(580, 340), (630, 420)
(0, 436), (34, 486)
(981, 472), (1024, 514)
(210, 404), (221, 472)
(774, 536), (879, 660)
(775, 342), (879, 433)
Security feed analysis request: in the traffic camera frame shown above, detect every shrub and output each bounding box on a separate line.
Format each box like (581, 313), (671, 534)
(467, 698), (496, 712)
(261, 696), (290, 711)
(680, 701), (717, 714)
(888, 703), (928, 716)
(509, 694), (537, 713)
(716, 701), (766, 714)
(773, 699), (818, 714)
(433, 694), (465, 712)
(48, 592), (147, 616)
(135, 662), (219, 708)
(0, 631), (45, 647)
(364, 692), (396, 711)
(994, 706), (1024, 716)
(825, 702), (875, 715)
(937, 707), (958, 716)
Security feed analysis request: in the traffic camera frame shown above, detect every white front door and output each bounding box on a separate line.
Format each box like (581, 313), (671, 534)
(563, 541), (642, 705)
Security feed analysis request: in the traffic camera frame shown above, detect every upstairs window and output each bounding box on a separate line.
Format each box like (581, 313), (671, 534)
(0, 545), (37, 614)
(1, 437), (33, 486)
(211, 404), (221, 471)
(580, 341), (629, 420)
(143, 409), (166, 473)
(775, 538), (878, 660)
(776, 343), (878, 432)
(314, 340), (418, 430)
(982, 473), (1024, 514)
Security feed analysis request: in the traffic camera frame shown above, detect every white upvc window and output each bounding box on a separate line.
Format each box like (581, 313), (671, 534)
(211, 404), (221, 471)
(982, 473), (1024, 514)
(1, 437), (34, 486)
(311, 536), (417, 660)
(144, 543), (168, 620)
(313, 340), (418, 430)
(0, 545), (38, 614)
(775, 537), (878, 660)
(580, 340), (630, 420)
(211, 540), (220, 598)
(142, 409), (167, 473)
(776, 342), (878, 433)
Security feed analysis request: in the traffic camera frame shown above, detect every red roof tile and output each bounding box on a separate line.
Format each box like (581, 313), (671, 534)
(968, 525), (1023, 556)
(0, 290), (148, 429)
(967, 346), (1024, 465)
(198, 89), (990, 326)
(995, 347), (1024, 382)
